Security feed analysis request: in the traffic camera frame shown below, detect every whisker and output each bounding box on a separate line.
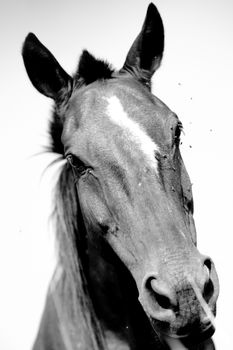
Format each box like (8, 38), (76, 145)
(40, 157), (66, 181)
(187, 277), (216, 327)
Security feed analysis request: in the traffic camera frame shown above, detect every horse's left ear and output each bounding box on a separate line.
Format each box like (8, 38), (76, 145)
(22, 33), (72, 99)
(120, 3), (164, 86)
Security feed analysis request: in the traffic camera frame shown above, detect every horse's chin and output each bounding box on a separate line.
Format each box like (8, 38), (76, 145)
(161, 335), (216, 350)
(151, 321), (215, 349)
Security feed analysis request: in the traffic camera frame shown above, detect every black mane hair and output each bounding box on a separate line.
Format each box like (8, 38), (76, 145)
(76, 50), (114, 85)
(49, 110), (64, 155)
(54, 165), (107, 350)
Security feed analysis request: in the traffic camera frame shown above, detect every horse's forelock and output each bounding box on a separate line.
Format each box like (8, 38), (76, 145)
(75, 50), (114, 85)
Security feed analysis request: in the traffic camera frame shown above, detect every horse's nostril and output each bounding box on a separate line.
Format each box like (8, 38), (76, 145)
(144, 277), (176, 311)
(202, 258), (214, 303)
(203, 279), (214, 303)
(150, 279), (172, 309)
(204, 258), (212, 273)
(154, 291), (172, 309)
(141, 276), (176, 323)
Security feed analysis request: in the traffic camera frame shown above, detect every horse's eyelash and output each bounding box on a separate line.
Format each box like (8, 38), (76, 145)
(66, 154), (85, 168)
(177, 121), (183, 133)
(175, 122), (183, 140)
(178, 121), (183, 129)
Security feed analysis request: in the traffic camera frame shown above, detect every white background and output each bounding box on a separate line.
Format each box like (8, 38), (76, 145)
(0, 0), (232, 349)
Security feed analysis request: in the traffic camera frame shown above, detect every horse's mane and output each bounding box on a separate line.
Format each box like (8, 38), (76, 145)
(53, 165), (106, 349)
(48, 51), (114, 349)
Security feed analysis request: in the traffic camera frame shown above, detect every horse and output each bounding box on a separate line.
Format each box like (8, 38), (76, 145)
(22, 3), (219, 350)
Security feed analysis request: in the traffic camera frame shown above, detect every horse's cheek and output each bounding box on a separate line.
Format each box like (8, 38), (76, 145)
(78, 180), (112, 230)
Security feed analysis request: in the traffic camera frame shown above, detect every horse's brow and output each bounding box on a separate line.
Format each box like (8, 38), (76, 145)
(104, 96), (159, 173)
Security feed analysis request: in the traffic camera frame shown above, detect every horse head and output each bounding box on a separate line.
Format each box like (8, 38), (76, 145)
(22, 3), (219, 349)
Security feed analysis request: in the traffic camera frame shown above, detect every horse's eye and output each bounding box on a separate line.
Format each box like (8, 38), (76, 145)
(66, 154), (86, 171)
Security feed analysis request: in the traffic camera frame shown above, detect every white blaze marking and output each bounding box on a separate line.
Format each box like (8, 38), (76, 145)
(105, 96), (159, 172)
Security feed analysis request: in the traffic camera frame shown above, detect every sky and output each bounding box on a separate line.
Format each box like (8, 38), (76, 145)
(1, 0), (233, 349)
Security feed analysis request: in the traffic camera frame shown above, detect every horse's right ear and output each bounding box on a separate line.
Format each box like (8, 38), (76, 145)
(22, 33), (72, 99)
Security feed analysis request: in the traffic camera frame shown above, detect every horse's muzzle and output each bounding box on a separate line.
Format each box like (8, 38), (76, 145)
(138, 255), (219, 342)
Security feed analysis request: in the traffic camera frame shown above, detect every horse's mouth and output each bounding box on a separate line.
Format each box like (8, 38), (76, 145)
(147, 311), (216, 348)
(159, 322), (215, 348)
(179, 323), (215, 347)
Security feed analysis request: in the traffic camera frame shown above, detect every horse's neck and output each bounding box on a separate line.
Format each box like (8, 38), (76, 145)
(51, 264), (131, 350)
(87, 241), (129, 333)
(86, 239), (163, 350)
(51, 243), (163, 349)
(50, 266), (99, 350)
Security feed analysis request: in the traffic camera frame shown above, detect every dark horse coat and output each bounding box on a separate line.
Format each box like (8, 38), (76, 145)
(22, 3), (219, 350)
